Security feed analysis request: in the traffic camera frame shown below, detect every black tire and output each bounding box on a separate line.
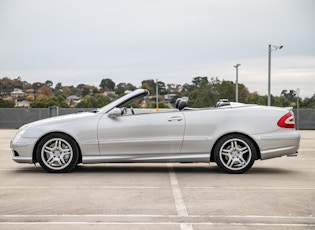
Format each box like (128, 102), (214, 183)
(36, 133), (79, 173)
(214, 134), (256, 174)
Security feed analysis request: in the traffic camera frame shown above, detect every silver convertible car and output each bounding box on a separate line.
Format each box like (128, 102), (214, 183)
(11, 89), (300, 174)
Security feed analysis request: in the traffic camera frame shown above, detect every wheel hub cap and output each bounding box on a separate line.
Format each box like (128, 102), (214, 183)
(220, 138), (252, 171)
(41, 138), (73, 170)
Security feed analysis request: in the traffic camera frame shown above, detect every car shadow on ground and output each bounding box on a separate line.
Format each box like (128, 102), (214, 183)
(9, 163), (296, 175)
(75, 164), (297, 175)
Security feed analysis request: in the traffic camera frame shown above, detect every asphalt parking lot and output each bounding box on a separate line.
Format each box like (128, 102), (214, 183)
(0, 129), (314, 230)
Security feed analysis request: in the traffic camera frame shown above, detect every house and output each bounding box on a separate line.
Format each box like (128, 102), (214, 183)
(16, 100), (31, 108)
(10, 88), (25, 98)
(164, 94), (177, 101)
(66, 95), (80, 106)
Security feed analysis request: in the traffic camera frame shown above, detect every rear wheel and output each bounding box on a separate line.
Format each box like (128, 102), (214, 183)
(36, 133), (79, 173)
(214, 134), (256, 174)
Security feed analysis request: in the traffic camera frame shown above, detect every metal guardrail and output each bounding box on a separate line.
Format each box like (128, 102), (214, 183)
(293, 109), (315, 130)
(0, 107), (96, 129)
(0, 107), (314, 129)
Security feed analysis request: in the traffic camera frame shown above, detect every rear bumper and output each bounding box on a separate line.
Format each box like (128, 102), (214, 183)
(254, 132), (301, 160)
(287, 152), (298, 157)
(260, 146), (299, 160)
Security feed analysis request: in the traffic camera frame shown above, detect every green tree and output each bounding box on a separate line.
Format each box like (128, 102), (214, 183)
(0, 77), (24, 96)
(279, 89), (297, 107)
(187, 78), (251, 107)
(75, 84), (86, 97)
(301, 94), (315, 108)
(166, 83), (181, 94)
(55, 82), (62, 90)
(59, 86), (75, 97)
(0, 98), (15, 108)
(157, 81), (167, 95)
(76, 94), (111, 108)
(54, 82), (63, 96)
(99, 78), (115, 92)
(218, 80), (235, 100)
(82, 86), (91, 97)
(31, 96), (69, 108)
(38, 85), (54, 97)
(181, 83), (197, 96)
(141, 79), (156, 95)
(281, 89), (297, 102)
(187, 77), (220, 107)
(192, 76), (209, 87)
(188, 88), (216, 107)
(32, 82), (44, 92)
(45, 80), (53, 87)
(246, 92), (267, 105)
(115, 82), (137, 96)
(148, 102), (169, 109)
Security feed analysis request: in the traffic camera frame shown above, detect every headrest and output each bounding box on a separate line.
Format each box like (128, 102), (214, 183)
(178, 100), (187, 110)
(175, 98), (181, 109)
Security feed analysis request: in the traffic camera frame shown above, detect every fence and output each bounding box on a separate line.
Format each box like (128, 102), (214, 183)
(0, 107), (96, 129)
(294, 109), (315, 130)
(0, 107), (314, 129)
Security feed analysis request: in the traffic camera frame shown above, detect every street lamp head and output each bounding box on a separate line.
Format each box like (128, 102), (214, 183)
(234, 64), (241, 68)
(272, 44), (283, 50)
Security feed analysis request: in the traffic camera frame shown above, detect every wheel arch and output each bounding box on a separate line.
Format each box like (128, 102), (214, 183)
(32, 132), (82, 164)
(210, 132), (261, 162)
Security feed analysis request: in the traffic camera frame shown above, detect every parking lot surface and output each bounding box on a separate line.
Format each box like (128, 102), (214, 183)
(0, 129), (314, 230)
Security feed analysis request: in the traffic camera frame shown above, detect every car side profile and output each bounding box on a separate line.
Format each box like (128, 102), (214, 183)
(11, 89), (300, 174)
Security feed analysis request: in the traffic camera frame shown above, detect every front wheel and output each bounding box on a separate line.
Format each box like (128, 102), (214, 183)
(36, 133), (80, 173)
(214, 134), (256, 174)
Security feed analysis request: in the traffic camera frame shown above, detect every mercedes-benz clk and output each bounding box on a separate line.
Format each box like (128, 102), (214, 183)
(11, 89), (300, 174)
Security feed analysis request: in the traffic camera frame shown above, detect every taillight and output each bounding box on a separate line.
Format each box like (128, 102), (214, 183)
(277, 112), (295, 128)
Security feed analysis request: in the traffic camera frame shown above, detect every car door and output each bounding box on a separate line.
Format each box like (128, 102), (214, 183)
(181, 109), (218, 155)
(97, 110), (185, 157)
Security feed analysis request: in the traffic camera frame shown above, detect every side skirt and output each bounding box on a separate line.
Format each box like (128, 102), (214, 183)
(82, 153), (210, 164)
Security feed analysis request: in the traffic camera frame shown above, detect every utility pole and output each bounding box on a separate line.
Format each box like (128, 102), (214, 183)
(156, 78), (159, 112)
(234, 64), (241, 102)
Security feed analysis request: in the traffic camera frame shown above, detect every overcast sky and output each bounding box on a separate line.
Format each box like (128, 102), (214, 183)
(0, 0), (314, 98)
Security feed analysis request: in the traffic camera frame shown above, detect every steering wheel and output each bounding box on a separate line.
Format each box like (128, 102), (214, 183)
(130, 107), (135, 115)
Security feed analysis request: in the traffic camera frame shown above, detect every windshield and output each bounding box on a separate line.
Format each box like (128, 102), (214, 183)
(97, 89), (149, 113)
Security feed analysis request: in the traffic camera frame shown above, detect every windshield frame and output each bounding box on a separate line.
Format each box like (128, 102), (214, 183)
(97, 89), (149, 114)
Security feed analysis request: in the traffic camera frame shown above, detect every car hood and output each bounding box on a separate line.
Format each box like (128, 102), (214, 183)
(19, 112), (100, 138)
(26, 112), (95, 127)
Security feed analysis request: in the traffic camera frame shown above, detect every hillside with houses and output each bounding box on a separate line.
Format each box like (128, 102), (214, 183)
(0, 76), (314, 109)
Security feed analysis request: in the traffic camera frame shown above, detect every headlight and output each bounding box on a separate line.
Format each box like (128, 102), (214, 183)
(14, 125), (29, 140)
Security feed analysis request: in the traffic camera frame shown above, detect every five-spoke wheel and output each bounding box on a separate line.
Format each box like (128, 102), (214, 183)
(214, 134), (256, 174)
(36, 133), (79, 173)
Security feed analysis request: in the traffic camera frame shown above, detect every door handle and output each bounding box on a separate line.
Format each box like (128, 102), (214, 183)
(168, 116), (183, 122)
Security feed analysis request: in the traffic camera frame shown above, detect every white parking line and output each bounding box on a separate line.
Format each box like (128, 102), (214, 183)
(0, 186), (163, 189)
(167, 163), (193, 230)
(1, 222), (314, 227)
(167, 163), (188, 217)
(2, 214), (314, 218)
(183, 186), (315, 190)
(1, 186), (314, 190)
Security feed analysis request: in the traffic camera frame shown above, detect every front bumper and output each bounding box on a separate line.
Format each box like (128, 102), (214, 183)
(12, 156), (33, 163)
(10, 137), (37, 164)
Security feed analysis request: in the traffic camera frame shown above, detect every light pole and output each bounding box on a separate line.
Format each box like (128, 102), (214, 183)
(234, 64), (241, 102)
(268, 44), (283, 106)
(296, 88), (300, 130)
(156, 78), (159, 112)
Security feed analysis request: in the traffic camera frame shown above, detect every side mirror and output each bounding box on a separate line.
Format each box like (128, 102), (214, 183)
(108, 108), (122, 118)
